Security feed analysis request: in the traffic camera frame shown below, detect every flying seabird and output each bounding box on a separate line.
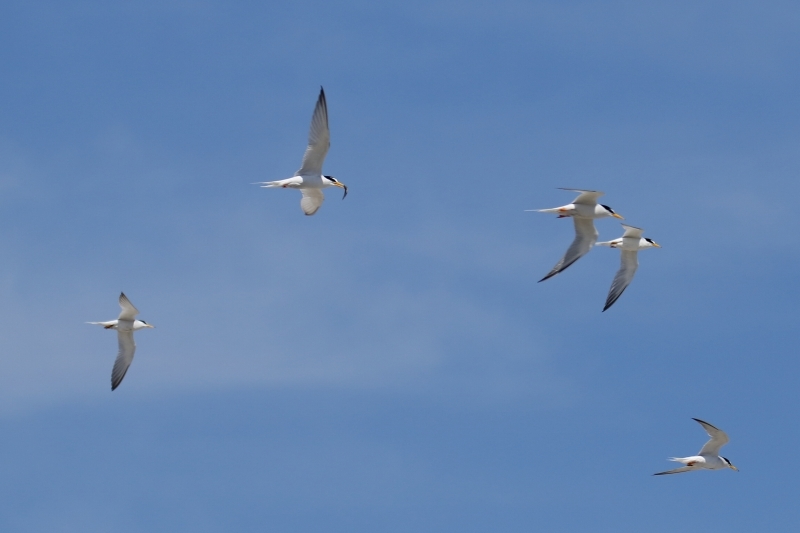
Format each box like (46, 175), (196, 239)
(531, 189), (624, 282)
(255, 87), (347, 215)
(596, 224), (660, 311)
(654, 418), (738, 475)
(88, 292), (155, 391)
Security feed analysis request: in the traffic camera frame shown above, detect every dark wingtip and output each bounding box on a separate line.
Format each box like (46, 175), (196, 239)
(539, 267), (563, 282)
(691, 417), (717, 428)
(111, 368), (128, 391)
(603, 295), (619, 312)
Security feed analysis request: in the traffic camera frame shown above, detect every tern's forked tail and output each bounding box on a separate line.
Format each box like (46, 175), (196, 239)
(87, 320), (118, 329)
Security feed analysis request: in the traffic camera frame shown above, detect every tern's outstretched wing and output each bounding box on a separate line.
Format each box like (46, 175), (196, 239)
(539, 217), (598, 282)
(603, 250), (639, 311)
(558, 188), (604, 206)
(296, 87), (330, 176)
(117, 293), (139, 321)
(300, 188), (325, 216)
(694, 418), (730, 456)
(621, 224), (644, 239)
(111, 330), (136, 391)
(653, 466), (694, 476)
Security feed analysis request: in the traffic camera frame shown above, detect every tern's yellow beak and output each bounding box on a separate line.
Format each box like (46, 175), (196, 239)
(730, 464), (739, 471)
(612, 213), (624, 219)
(652, 241), (662, 248)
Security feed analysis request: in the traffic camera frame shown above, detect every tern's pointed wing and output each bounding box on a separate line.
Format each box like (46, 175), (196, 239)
(694, 418), (730, 455)
(558, 188), (604, 206)
(300, 188), (325, 216)
(296, 87), (330, 176)
(111, 330), (136, 391)
(539, 217), (598, 282)
(117, 293), (139, 321)
(621, 224), (644, 239)
(603, 250), (638, 311)
(653, 466), (694, 476)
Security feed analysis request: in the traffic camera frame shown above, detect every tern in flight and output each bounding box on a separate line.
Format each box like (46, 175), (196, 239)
(255, 87), (347, 215)
(532, 189), (623, 282)
(88, 292), (155, 391)
(596, 224), (660, 311)
(654, 418), (738, 475)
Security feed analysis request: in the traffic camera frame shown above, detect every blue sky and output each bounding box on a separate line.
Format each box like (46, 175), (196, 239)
(0, 0), (799, 531)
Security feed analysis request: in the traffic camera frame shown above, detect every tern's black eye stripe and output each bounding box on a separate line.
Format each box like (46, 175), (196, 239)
(601, 204), (615, 213)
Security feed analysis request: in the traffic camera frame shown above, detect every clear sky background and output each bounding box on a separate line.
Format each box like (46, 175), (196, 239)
(0, 1), (798, 531)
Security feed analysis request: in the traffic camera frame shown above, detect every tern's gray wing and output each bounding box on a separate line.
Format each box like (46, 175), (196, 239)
(653, 466), (694, 476)
(300, 188), (325, 216)
(603, 250), (639, 311)
(111, 329), (136, 391)
(117, 292), (139, 321)
(558, 188), (604, 206)
(694, 418), (730, 456)
(620, 224), (644, 239)
(296, 87), (330, 176)
(539, 217), (598, 282)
